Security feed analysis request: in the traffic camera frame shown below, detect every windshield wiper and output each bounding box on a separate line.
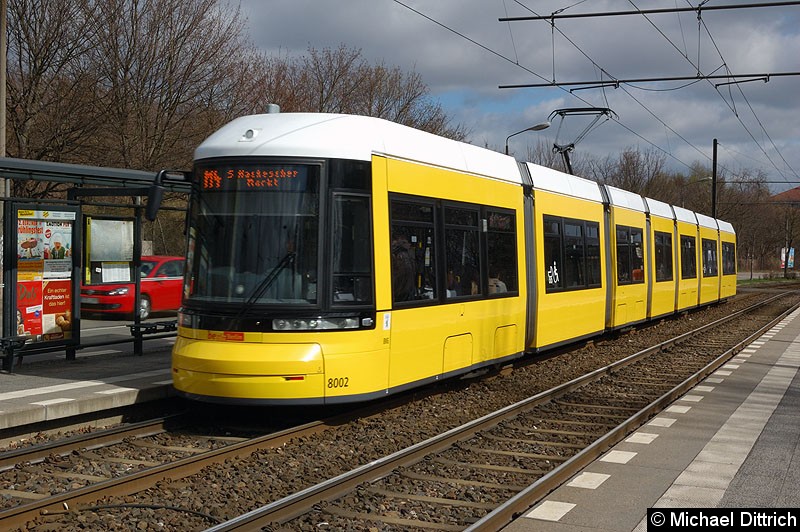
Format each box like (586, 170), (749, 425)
(233, 251), (296, 324)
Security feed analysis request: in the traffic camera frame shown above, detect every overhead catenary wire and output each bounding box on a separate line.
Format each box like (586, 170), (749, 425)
(499, 1), (800, 22)
(392, 0), (796, 177)
(509, 0), (706, 169)
(504, 0), (798, 180)
(392, 0), (692, 169)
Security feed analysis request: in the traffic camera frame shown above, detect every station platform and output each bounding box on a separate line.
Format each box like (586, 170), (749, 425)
(504, 307), (800, 532)
(0, 335), (175, 435)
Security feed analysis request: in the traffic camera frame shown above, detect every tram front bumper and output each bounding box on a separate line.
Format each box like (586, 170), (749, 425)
(171, 336), (325, 402)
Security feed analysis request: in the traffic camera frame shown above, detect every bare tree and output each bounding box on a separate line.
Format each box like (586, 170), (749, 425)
(87, 0), (259, 170)
(263, 45), (468, 140)
(6, 0), (104, 178)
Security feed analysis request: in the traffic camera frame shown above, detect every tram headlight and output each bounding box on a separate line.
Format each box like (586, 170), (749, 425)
(177, 312), (196, 328)
(272, 317), (361, 330)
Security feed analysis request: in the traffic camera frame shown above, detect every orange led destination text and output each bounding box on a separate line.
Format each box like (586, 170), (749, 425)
(202, 168), (299, 189)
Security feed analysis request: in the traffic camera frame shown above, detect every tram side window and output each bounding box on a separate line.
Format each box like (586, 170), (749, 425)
(654, 231), (673, 282)
(487, 210), (517, 294)
(702, 238), (718, 277)
(444, 206), (481, 298)
(585, 222), (602, 287)
(544, 216), (563, 291)
(722, 242), (736, 275)
(332, 194), (373, 304)
(544, 215), (601, 293)
(616, 225), (644, 285)
(390, 200), (437, 303)
(564, 221), (586, 288)
(680, 235), (697, 279)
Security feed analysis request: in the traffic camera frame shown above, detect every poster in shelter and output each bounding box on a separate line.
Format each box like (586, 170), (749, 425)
(17, 280), (43, 337)
(15, 209), (77, 343)
(41, 280), (73, 341)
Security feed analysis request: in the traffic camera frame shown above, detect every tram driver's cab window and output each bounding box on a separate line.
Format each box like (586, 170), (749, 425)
(331, 194), (373, 304)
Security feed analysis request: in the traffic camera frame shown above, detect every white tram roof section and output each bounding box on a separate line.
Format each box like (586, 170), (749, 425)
(524, 162), (604, 203)
(643, 197), (675, 220)
(672, 205), (698, 225)
(604, 185), (646, 212)
(695, 212), (719, 230)
(717, 219), (735, 234)
(194, 113), (523, 185)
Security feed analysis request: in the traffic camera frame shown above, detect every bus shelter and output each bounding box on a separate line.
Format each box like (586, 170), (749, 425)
(0, 157), (189, 371)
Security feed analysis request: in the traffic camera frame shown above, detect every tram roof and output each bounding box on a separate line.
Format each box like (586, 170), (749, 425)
(672, 205), (698, 225)
(524, 162), (604, 203)
(718, 220), (735, 234)
(696, 212), (719, 230)
(604, 185), (646, 212)
(644, 197), (675, 220)
(195, 113), (523, 185)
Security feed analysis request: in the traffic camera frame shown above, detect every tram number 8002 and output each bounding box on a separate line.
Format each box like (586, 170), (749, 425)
(327, 377), (350, 389)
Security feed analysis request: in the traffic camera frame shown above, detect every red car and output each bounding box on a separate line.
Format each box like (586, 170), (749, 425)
(81, 256), (185, 320)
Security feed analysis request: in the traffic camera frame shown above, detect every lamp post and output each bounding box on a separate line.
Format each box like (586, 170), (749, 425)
(504, 122), (550, 156)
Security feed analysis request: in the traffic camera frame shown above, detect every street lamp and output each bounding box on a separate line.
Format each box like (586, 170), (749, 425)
(680, 176), (712, 208)
(505, 121), (551, 155)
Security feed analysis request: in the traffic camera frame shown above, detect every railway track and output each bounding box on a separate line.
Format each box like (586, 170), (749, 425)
(205, 292), (799, 531)
(0, 413), (353, 529)
(1, 291), (796, 531)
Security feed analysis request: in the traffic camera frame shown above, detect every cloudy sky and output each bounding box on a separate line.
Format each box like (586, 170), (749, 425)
(238, 0), (800, 190)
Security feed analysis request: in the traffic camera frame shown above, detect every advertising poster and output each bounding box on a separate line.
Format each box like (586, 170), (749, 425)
(42, 280), (73, 341)
(781, 247), (795, 269)
(43, 220), (73, 279)
(17, 280), (43, 337)
(18, 219), (45, 281)
(16, 209), (76, 343)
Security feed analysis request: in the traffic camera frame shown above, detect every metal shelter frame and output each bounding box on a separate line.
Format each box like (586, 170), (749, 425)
(0, 157), (190, 371)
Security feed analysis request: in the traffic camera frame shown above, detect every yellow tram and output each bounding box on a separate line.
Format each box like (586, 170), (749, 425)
(170, 112), (736, 405)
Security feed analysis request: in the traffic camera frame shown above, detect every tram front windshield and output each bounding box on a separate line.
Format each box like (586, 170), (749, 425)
(186, 161), (320, 306)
